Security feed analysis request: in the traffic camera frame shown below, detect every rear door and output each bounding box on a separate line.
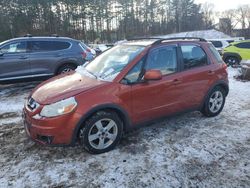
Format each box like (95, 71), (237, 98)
(0, 40), (30, 80)
(28, 40), (71, 76)
(178, 43), (216, 107)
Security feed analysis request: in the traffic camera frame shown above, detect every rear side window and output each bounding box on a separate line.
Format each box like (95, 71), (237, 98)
(210, 41), (223, 48)
(235, 42), (250, 49)
(1, 41), (26, 53)
(145, 45), (177, 75)
(181, 45), (207, 70)
(30, 41), (70, 52)
(208, 44), (223, 64)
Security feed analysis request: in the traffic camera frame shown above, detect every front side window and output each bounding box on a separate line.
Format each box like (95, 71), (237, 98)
(83, 45), (145, 81)
(181, 45), (207, 70)
(145, 45), (177, 75)
(1, 41), (26, 53)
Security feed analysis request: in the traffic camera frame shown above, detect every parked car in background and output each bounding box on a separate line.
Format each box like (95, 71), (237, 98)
(0, 36), (95, 83)
(23, 37), (229, 154)
(223, 40), (250, 66)
(89, 44), (113, 56)
(89, 44), (109, 56)
(208, 39), (229, 55)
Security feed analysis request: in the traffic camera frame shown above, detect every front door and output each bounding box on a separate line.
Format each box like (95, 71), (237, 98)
(0, 41), (30, 81)
(125, 45), (185, 124)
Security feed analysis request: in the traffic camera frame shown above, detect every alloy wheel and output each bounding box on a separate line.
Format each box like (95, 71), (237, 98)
(87, 118), (118, 150)
(209, 91), (224, 113)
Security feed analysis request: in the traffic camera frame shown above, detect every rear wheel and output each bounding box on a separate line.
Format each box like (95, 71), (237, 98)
(79, 111), (123, 154)
(57, 64), (77, 74)
(201, 86), (226, 117)
(225, 56), (240, 67)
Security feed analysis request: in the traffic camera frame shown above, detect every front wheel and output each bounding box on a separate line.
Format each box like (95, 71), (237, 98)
(79, 111), (123, 154)
(201, 87), (226, 117)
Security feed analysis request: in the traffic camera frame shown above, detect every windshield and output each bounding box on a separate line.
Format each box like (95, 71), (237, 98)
(83, 45), (145, 81)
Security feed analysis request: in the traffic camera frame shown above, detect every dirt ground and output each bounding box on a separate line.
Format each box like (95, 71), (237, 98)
(0, 68), (250, 188)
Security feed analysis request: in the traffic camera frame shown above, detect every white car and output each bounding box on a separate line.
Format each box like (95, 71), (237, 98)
(208, 39), (229, 55)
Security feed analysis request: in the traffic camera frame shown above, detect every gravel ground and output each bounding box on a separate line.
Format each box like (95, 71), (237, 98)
(0, 68), (250, 188)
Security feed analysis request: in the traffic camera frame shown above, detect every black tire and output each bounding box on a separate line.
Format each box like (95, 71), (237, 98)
(79, 111), (123, 154)
(57, 64), (77, 74)
(201, 86), (226, 117)
(225, 56), (240, 67)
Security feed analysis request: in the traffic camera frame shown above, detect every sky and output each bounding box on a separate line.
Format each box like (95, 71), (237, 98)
(194, 0), (250, 11)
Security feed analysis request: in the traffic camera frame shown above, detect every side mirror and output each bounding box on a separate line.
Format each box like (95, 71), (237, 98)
(144, 70), (162, 81)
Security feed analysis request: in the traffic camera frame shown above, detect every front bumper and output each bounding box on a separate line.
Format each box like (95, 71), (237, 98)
(23, 109), (82, 146)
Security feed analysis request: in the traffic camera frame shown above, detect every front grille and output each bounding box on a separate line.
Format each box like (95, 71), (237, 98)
(27, 97), (39, 111)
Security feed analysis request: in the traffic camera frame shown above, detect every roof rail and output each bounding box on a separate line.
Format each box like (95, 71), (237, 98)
(24, 34), (32, 37)
(126, 37), (207, 46)
(164, 37), (207, 42)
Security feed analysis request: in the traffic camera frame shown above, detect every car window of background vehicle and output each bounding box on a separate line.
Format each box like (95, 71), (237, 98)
(235, 42), (250, 49)
(1, 41), (27, 53)
(30, 41), (70, 52)
(211, 41), (223, 48)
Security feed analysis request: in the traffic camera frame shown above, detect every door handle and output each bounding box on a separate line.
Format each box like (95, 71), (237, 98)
(208, 70), (215, 75)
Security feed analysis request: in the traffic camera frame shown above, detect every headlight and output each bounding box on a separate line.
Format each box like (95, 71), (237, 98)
(40, 97), (77, 118)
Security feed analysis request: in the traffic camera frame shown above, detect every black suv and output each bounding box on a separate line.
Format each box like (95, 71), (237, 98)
(0, 36), (96, 83)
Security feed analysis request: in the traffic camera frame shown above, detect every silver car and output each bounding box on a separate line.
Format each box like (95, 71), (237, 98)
(0, 36), (96, 83)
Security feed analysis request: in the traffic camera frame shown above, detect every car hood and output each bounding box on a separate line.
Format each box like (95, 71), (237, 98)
(32, 72), (108, 105)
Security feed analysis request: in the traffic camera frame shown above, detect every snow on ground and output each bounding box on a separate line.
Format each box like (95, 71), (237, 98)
(0, 68), (250, 188)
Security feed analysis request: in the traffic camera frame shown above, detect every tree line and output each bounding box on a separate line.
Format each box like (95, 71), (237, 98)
(0, 0), (248, 43)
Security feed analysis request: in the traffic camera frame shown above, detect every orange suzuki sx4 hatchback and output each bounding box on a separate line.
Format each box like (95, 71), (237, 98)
(23, 38), (229, 154)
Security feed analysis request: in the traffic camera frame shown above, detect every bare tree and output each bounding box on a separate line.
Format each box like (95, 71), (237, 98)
(201, 2), (214, 29)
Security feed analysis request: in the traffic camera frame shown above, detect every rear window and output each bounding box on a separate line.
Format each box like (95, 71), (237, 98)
(208, 44), (223, 64)
(30, 41), (71, 52)
(210, 41), (223, 48)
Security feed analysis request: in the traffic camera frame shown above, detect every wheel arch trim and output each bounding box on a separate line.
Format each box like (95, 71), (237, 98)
(222, 52), (242, 62)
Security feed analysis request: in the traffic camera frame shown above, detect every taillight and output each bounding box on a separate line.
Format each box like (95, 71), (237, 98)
(81, 52), (87, 59)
